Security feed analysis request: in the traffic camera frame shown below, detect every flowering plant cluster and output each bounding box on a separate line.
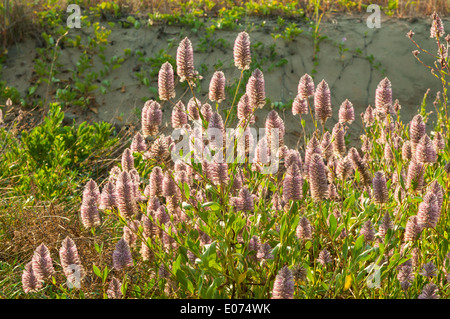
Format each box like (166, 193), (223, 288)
(22, 12), (449, 299)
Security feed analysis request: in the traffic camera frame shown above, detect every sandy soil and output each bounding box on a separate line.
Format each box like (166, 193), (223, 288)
(2, 13), (447, 149)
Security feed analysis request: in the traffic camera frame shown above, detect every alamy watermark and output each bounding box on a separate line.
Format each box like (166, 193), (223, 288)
(366, 4), (381, 29)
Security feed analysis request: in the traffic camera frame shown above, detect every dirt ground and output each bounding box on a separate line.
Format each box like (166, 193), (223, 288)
(3, 13), (447, 149)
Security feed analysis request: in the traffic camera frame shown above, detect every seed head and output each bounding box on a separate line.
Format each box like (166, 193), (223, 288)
(112, 238), (133, 270)
(332, 123), (346, 156)
(22, 262), (42, 293)
(141, 100), (162, 137)
(298, 73), (315, 98)
(158, 62), (175, 100)
(292, 95), (308, 116)
(234, 31), (251, 70)
(246, 68), (266, 108)
(418, 283), (439, 299)
(314, 80), (332, 126)
(272, 266), (294, 299)
(187, 97), (201, 121)
(209, 71), (226, 103)
(338, 99), (355, 124)
(296, 216), (312, 240)
(415, 134), (437, 163)
(116, 171), (137, 219)
(237, 93), (255, 123)
(417, 192), (439, 229)
(430, 12), (444, 38)
(318, 249), (332, 266)
(308, 153), (328, 202)
(107, 277), (122, 299)
(363, 105), (375, 127)
(373, 171), (388, 204)
(404, 215), (421, 241)
(375, 77), (392, 118)
(176, 37), (195, 82)
(283, 163), (303, 202)
(31, 243), (55, 281)
(360, 220), (375, 243)
(130, 132), (147, 153)
(172, 101), (188, 129)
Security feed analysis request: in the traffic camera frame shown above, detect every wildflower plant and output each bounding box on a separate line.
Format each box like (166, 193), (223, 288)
(19, 12), (450, 300)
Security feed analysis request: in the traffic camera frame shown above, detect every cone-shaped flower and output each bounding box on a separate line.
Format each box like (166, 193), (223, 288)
(319, 131), (331, 161)
(336, 155), (352, 181)
(265, 110), (285, 149)
(172, 101), (188, 129)
(430, 11), (444, 38)
(360, 220), (375, 243)
(375, 77), (392, 118)
(107, 277), (122, 299)
(406, 159), (425, 191)
(433, 131), (445, 151)
(283, 163), (303, 202)
(410, 114), (426, 153)
(373, 171), (388, 204)
(121, 148), (134, 172)
(187, 97), (201, 121)
(296, 216), (312, 240)
(176, 37), (195, 82)
(234, 31), (251, 70)
(147, 135), (170, 160)
(130, 132), (147, 153)
(257, 242), (273, 260)
(298, 73), (315, 99)
(158, 62), (176, 100)
(418, 283), (439, 299)
(378, 213), (393, 239)
(31, 243), (55, 281)
(404, 215), (421, 241)
(141, 100), (162, 137)
(428, 180), (444, 212)
(162, 170), (180, 201)
(272, 266), (294, 299)
(99, 181), (118, 210)
(332, 123), (346, 156)
(246, 68), (265, 108)
(308, 153), (328, 201)
(415, 134), (437, 163)
(304, 135), (322, 176)
(348, 148), (372, 186)
(148, 166), (164, 198)
(209, 160), (229, 186)
(402, 140), (412, 160)
(417, 192), (439, 229)
(419, 261), (437, 279)
(80, 181), (101, 229)
(314, 80), (332, 126)
(397, 264), (414, 291)
(318, 249), (332, 266)
(59, 236), (83, 281)
(112, 238), (133, 270)
(248, 235), (261, 259)
(338, 99), (355, 124)
(292, 95), (308, 116)
(237, 93), (255, 123)
(22, 262), (42, 293)
(209, 71), (226, 103)
(116, 171), (137, 218)
(362, 105), (374, 127)
(231, 186), (254, 212)
(201, 103), (213, 122)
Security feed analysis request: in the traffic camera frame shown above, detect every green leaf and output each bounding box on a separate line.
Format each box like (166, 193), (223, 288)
(328, 212), (337, 236)
(201, 201), (220, 211)
(93, 264), (102, 278)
